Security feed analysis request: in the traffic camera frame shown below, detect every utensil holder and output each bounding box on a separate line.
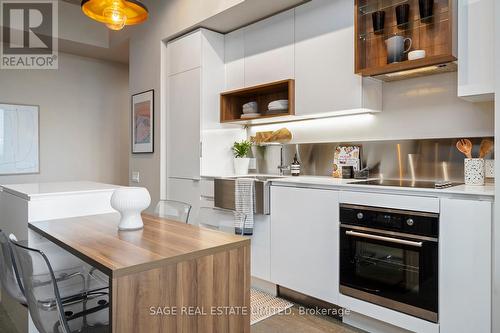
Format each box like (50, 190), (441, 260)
(464, 158), (485, 186)
(485, 159), (495, 178)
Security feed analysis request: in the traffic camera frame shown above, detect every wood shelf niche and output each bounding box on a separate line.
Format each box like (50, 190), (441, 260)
(220, 79), (295, 123)
(355, 0), (456, 81)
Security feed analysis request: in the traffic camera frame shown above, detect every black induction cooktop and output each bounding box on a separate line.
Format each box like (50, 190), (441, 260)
(349, 179), (461, 189)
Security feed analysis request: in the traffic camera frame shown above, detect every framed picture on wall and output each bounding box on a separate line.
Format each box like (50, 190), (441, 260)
(0, 103), (40, 175)
(132, 89), (154, 154)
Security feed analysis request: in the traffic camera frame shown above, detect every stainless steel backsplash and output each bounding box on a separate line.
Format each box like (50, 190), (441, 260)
(250, 137), (494, 181)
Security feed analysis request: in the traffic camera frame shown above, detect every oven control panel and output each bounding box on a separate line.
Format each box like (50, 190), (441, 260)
(340, 204), (439, 238)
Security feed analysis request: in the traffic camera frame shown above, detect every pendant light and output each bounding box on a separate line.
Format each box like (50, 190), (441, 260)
(81, 0), (148, 31)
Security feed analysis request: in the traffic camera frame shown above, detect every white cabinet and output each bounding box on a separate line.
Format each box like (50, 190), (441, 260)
(251, 215), (271, 281)
(223, 0), (381, 117)
(167, 29), (245, 216)
(270, 185), (339, 304)
(458, 0), (494, 101)
(167, 31), (202, 76)
(168, 67), (201, 179)
(439, 198), (491, 333)
(243, 9), (295, 87)
(223, 9), (295, 89)
(224, 29), (245, 91)
(294, 0), (381, 116)
(167, 29), (226, 180)
(167, 178), (201, 224)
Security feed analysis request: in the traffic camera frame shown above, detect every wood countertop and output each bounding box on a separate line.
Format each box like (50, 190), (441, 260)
(29, 213), (250, 277)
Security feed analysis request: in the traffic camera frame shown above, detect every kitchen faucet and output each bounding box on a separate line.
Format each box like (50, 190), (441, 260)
(277, 145), (290, 176)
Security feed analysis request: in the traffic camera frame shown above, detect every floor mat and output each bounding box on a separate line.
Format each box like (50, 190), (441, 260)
(251, 288), (294, 325)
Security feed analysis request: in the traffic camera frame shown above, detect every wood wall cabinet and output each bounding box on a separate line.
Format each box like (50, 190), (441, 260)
(457, 0), (494, 101)
(220, 80), (295, 123)
(355, 0), (457, 81)
(270, 185), (340, 304)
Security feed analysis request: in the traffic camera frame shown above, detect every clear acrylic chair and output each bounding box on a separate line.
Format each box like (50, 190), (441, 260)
(9, 235), (110, 333)
(154, 200), (192, 223)
(0, 230), (27, 305)
(196, 207), (246, 235)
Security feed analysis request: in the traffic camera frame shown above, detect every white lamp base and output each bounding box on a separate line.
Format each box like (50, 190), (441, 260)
(110, 187), (151, 231)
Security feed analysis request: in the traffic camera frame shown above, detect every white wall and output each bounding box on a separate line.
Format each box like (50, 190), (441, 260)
(128, 0), (246, 208)
(248, 73), (494, 142)
(0, 52), (129, 186)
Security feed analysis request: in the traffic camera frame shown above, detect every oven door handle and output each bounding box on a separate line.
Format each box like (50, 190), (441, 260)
(345, 230), (423, 247)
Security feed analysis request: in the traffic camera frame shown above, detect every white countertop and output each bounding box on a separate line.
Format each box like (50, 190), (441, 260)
(0, 181), (121, 200)
(270, 176), (495, 199)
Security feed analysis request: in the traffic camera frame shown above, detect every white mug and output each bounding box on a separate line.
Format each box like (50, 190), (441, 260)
(386, 36), (412, 64)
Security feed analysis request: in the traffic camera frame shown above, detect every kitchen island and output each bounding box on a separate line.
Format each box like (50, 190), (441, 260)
(0, 181), (120, 333)
(29, 213), (251, 333)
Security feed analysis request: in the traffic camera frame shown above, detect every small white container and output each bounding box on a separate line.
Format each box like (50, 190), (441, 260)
(485, 159), (495, 178)
(234, 157), (250, 175)
(464, 158), (485, 186)
(408, 50), (426, 61)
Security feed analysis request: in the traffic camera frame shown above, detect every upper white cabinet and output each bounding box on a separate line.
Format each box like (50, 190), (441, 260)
(458, 0), (494, 101)
(223, 0), (381, 118)
(167, 29), (226, 180)
(295, 0), (381, 116)
(168, 31), (202, 76)
(270, 185), (339, 304)
(224, 29), (245, 91)
(244, 9), (295, 87)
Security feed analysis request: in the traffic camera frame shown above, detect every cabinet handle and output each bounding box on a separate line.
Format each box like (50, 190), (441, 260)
(345, 230), (423, 247)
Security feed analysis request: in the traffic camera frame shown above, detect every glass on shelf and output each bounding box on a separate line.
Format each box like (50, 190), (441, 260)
(358, 0), (409, 16)
(358, 9), (449, 42)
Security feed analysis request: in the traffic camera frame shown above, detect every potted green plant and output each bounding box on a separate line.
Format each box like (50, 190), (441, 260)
(232, 140), (252, 175)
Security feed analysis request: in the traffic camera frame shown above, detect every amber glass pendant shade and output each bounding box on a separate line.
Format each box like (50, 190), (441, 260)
(81, 0), (148, 31)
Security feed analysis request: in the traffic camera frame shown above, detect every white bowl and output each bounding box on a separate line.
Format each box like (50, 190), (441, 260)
(408, 50), (426, 61)
(242, 101), (257, 109)
(268, 100), (288, 109)
(242, 107), (258, 114)
(110, 187), (151, 230)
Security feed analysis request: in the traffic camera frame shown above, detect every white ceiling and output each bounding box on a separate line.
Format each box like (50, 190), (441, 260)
(50, 0), (311, 64)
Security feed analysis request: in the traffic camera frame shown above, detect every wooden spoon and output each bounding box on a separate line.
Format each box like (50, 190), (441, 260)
(479, 139), (494, 158)
(456, 139), (472, 158)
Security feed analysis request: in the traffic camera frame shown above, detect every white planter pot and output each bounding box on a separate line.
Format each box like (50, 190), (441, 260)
(110, 187), (151, 230)
(464, 158), (485, 186)
(234, 158), (250, 175)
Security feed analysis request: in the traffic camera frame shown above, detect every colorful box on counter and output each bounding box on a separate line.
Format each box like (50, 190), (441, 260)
(332, 145), (361, 178)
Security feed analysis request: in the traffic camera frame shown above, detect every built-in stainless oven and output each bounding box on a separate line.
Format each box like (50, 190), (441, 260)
(339, 204), (439, 323)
